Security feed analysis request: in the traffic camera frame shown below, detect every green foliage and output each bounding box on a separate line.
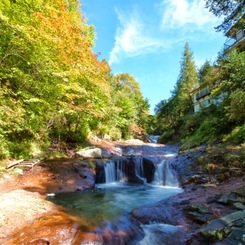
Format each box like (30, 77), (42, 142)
(101, 73), (149, 140)
(227, 90), (245, 123)
(155, 43), (199, 143)
(224, 124), (245, 144)
(205, 0), (245, 33)
(155, 44), (245, 148)
(0, 1), (150, 159)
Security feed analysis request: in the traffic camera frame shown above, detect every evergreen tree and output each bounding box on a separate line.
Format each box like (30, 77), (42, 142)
(155, 43), (199, 143)
(174, 43), (199, 116)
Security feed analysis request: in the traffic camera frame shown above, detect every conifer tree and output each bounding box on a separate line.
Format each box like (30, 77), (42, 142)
(174, 43), (199, 116)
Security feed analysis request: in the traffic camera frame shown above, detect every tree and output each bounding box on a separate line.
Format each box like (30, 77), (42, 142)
(155, 43), (199, 143)
(205, 0), (245, 33)
(173, 43), (199, 116)
(109, 73), (149, 139)
(218, 50), (245, 123)
(0, 0), (111, 157)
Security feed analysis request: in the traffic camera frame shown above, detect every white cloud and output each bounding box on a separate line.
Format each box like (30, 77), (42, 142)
(161, 0), (219, 29)
(109, 0), (222, 65)
(109, 9), (169, 65)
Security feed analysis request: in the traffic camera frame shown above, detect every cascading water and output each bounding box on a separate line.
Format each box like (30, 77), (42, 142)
(153, 159), (179, 187)
(104, 159), (127, 183)
(115, 159), (127, 182)
(104, 160), (116, 183)
(103, 156), (178, 187)
(48, 144), (183, 244)
(134, 156), (146, 183)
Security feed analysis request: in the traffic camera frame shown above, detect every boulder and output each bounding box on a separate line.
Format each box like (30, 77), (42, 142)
(76, 146), (102, 158)
(199, 210), (245, 243)
(185, 204), (213, 224)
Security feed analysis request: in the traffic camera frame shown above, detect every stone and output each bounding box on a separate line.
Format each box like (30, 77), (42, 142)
(185, 204), (213, 224)
(217, 186), (245, 205)
(233, 202), (245, 210)
(200, 210), (245, 242)
(228, 228), (245, 241)
(76, 146), (102, 158)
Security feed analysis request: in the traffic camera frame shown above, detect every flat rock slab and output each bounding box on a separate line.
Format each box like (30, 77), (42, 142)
(0, 190), (56, 243)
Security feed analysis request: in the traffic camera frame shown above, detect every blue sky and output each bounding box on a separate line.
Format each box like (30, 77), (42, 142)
(81, 0), (227, 114)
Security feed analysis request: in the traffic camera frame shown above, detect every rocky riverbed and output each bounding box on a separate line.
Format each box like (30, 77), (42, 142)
(0, 140), (244, 244)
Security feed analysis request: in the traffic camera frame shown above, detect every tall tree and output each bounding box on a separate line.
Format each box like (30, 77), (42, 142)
(155, 43), (199, 143)
(173, 43), (199, 116)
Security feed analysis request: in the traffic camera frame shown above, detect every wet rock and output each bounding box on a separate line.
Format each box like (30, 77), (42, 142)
(8, 213), (84, 245)
(187, 174), (208, 185)
(217, 186), (245, 206)
(100, 216), (144, 245)
(173, 150), (204, 186)
(233, 202), (245, 210)
(199, 210), (245, 243)
(131, 202), (186, 226)
(185, 204), (213, 224)
(74, 215), (144, 245)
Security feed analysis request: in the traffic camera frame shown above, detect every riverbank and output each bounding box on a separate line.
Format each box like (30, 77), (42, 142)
(132, 143), (245, 244)
(0, 141), (244, 244)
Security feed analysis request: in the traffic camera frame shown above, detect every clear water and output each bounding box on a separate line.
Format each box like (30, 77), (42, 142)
(47, 145), (184, 243)
(48, 183), (182, 228)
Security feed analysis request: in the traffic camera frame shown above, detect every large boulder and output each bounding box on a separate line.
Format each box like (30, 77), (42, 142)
(76, 146), (102, 158)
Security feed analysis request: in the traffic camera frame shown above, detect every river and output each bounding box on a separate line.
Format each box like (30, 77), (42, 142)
(48, 143), (184, 244)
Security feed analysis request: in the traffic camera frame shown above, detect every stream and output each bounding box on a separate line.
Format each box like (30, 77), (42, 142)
(48, 143), (184, 244)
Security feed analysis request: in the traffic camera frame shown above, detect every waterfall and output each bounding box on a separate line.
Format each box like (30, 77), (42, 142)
(115, 159), (127, 182)
(104, 160), (116, 183)
(104, 159), (127, 183)
(103, 157), (179, 187)
(147, 135), (160, 143)
(153, 159), (179, 187)
(134, 157), (146, 183)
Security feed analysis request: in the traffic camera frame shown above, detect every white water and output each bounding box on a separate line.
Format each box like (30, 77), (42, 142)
(104, 160), (116, 183)
(104, 157), (179, 187)
(147, 135), (160, 143)
(138, 223), (184, 245)
(134, 156), (146, 183)
(48, 145), (183, 244)
(153, 159), (179, 187)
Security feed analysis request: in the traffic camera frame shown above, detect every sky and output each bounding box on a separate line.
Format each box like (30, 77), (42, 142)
(81, 0), (227, 114)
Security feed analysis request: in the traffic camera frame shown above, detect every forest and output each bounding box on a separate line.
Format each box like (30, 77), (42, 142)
(0, 0), (149, 159)
(151, 0), (245, 149)
(0, 0), (244, 159)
